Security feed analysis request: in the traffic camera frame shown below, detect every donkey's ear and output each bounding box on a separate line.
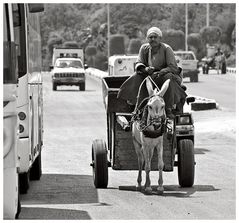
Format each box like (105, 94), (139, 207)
(146, 77), (154, 96)
(159, 79), (170, 97)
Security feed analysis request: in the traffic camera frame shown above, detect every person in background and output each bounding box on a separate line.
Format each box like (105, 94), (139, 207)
(214, 47), (225, 74)
(118, 27), (187, 119)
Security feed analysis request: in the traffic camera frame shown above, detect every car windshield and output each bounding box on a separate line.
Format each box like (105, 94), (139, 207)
(55, 60), (83, 68)
(175, 53), (194, 60)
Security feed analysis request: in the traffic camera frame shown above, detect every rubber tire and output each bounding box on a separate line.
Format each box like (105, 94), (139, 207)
(205, 66), (209, 74)
(178, 139), (195, 187)
(193, 74), (198, 82)
(15, 174), (21, 219)
(221, 62), (226, 74)
(190, 74), (198, 82)
(19, 171), (30, 194)
(30, 151), (42, 180)
(92, 139), (108, 188)
(15, 193), (21, 219)
(79, 82), (85, 91)
(53, 83), (57, 91)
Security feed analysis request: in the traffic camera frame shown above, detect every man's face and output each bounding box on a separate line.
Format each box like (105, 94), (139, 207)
(147, 33), (161, 47)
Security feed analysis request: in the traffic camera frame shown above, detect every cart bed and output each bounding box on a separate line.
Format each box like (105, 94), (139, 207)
(112, 114), (175, 171)
(102, 75), (134, 113)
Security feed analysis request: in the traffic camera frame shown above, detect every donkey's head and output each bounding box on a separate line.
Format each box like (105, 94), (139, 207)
(146, 78), (170, 127)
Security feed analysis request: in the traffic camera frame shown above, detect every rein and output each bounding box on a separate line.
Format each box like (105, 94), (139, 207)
(131, 99), (171, 138)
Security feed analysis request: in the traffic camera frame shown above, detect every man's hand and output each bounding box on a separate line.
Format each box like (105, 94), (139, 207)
(151, 70), (166, 79)
(145, 66), (155, 75)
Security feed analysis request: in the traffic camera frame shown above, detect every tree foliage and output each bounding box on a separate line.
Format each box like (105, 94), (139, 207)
(40, 3), (235, 69)
(128, 38), (142, 54)
(109, 34), (125, 56)
(200, 26), (222, 45)
(162, 29), (185, 50)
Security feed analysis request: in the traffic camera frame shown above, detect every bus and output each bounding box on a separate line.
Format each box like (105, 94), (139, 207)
(3, 3), (44, 219)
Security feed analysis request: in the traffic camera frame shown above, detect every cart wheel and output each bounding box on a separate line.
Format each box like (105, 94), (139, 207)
(178, 139), (195, 187)
(92, 139), (108, 188)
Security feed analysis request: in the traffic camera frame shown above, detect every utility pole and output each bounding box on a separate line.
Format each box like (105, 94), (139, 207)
(206, 3), (209, 26)
(185, 3), (188, 51)
(107, 3), (110, 60)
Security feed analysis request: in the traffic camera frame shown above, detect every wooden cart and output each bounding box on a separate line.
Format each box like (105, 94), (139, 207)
(91, 75), (195, 188)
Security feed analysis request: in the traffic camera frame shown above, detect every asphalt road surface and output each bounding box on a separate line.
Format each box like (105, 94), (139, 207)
(19, 70), (236, 220)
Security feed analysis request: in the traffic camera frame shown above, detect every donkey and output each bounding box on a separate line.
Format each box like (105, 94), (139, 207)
(132, 77), (170, 195)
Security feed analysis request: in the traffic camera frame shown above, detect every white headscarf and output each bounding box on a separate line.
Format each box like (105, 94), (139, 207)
(147, 27), (162, 38)
(147, 27), (162, 66)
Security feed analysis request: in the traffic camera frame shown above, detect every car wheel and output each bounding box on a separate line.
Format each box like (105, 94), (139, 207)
(79, 83), (85, 91)
(53, 83), (57, 91)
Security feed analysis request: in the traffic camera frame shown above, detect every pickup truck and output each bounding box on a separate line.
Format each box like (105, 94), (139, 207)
(174, 51), (199, 82)
(52, 58), (87, 91)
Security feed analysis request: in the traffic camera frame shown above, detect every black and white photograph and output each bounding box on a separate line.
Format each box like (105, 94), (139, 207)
(2, 1), (237, 220)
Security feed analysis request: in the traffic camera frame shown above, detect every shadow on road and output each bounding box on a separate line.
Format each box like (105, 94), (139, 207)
(19, 207), (91, 219)
(162, 184), (220, 197)
(194, 147), (210, 154)
(118, 184), (219, 197)
(20, 174), (98, 205)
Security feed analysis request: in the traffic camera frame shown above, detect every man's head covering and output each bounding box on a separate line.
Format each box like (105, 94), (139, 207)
(147, 27), (162, 38)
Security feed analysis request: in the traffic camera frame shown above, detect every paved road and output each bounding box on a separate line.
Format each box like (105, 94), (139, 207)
(19, 71), (236, 220)
(184, 70), (235, 111)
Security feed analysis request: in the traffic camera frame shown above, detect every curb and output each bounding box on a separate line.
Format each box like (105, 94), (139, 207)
(86, 67), (218, 111)
(191, 96), (218, 111)
(226, 67), (236, 74)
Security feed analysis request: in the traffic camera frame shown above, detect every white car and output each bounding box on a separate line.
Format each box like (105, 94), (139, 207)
(52, 58), (87, 91)
(174, 51), (199, 82)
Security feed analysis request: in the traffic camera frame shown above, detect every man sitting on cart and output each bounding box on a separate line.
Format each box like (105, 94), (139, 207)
(118, 27), (187, 119)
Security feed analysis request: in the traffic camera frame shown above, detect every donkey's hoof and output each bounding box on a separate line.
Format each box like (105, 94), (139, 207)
(157, 186), (164, 195)
(145, 187), (153, 195)
(136, 185), (143, 191)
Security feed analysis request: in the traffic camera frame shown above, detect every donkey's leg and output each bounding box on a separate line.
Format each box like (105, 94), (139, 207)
(156, 138), (164, 195)
(142, 142), (154, 194)
(133, 138), (144, 190)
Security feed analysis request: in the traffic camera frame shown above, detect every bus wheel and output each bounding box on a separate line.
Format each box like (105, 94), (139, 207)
(15, 193), (21, 219)
(30, 150), (42, 180)
(19, 171), (30, 194)
(15, 174), (21, 219)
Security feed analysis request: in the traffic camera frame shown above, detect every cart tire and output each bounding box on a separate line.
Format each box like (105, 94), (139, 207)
(92, 139), (108, 188)
(178, 139), (195, 187)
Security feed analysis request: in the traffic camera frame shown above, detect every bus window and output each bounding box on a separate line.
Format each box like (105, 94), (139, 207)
(3, 5), (17, 84)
